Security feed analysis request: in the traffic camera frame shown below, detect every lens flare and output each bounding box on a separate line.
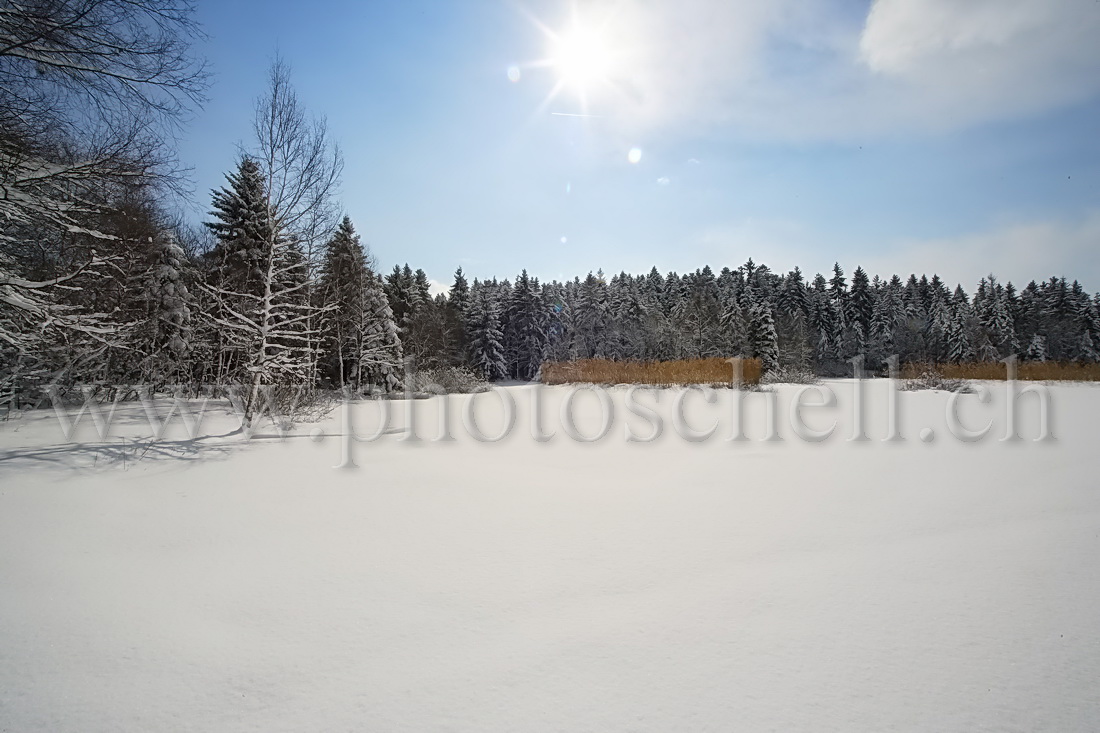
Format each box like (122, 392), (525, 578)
(628, 147), (642, 164)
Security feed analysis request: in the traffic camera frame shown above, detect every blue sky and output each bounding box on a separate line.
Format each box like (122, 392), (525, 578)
(179, 0), (1100, 292)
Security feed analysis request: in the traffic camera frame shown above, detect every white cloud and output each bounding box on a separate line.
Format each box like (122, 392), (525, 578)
(656, 176), (670, 185)
(856, 0), (1100, 132)
(859, 211), (1100, 292)
(860, 0), (1043, 73)
(577, 0), (1100, 141)
(680, 212), (1100, 291)
(427, 278), (449, 297)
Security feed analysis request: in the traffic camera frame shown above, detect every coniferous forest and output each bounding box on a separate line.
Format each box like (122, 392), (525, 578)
(3, 0), (1100, 416)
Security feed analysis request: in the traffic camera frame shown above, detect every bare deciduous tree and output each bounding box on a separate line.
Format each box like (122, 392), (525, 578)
(0, 0), (206, 399)
(0, 0), (207, 135)
(253, 55), (343, 389)
(200, 56), (342, 425)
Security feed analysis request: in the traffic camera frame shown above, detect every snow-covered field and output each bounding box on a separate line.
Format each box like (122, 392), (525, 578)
(1, 380), (1098, 732)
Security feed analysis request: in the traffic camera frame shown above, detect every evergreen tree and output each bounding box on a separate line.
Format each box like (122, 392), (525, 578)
(385, 263), (440, 366)
(358, 271), (403, 391)
(205, 157), (272, 296)
(720, 290), (749, 357)
(1027, 333), (1048, 362)
(1069, 280), (1099, 361)
(441, 267), (470, 366)
(753, 305), (780, 373)
(574, 271), (610, 358)
(139, 230), (194, 384)
(747, 291), (779, 373)
(926, 289), (951, 362)
(679, 266), (722, 357)
(317, 216), (370, 388)
(466, 281), (506, 380)
(384, 264), (420, 331)
(849, 266), (873, 333)
(868, 284), (897, 368)
(946, 309), (973, 363)
(776, 268), (810, 368)
(503, 270), (547, 380)
(828, 262), (848, 324)
(449, 267), (470, 313)
(990, 285), (1018, 359)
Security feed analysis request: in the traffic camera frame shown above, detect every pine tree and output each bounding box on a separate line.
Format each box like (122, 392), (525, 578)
(638, 268), (668, 359)
(317, 216), (369, 388)
(1027, 333), (1048, 362)
(358, 271), (403, 391)
(449, 267), (470, 314)
(203, 156), (278, 385)
(205, 156), (272, 296)
(868, 285), (896, 368)
(384, 264), (419, 329)
(385, 263), (441, 366)
(574, 271), (610, 358)
(951, 285), (970, 316)
(139, 230), (194, 384)
(719, 289), (748, 357)
(747, 292), (779, 373)
(926, 290), (950, 361)
(946, 309), (973, 363)
(441, 267), (470, 366)
(828, 263), (848, 326)
(1076, 331), (1098, 363)
(815, 294), (842, 368)
(773, 269), (808, 368)
(902, 274), (924, 321)
(777, 267), (808, 322)
(466, 281), (506, 380)
(541, 281), (573, 362)
(990, 285), (1018, 359)
(1068, 280), (1099, 361)
(503, 270), (548, 380)
(1040, 276), (1070, 360)
(849, 266), (873, 333)
(606, 273), (644, 360)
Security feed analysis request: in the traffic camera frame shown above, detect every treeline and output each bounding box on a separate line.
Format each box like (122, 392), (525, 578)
(387, 262), (1100, 380)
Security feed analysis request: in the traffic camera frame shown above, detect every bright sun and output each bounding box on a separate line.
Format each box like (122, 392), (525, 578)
(553, 27), (611, 91)
(520, 7), (623, 116)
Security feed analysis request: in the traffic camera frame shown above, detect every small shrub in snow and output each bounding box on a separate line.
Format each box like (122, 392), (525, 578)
(291, 390), (344, 423)
(760, 366), (819, 385)
(410, 366), (489, 395)
(902, 369), (972, 393)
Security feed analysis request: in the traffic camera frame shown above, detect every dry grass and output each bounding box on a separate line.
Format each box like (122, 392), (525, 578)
(902, 361), (1100, 381)
(540, 357), (762, 387)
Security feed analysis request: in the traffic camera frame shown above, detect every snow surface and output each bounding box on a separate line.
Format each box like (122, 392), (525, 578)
(1, 380), (1098, 732)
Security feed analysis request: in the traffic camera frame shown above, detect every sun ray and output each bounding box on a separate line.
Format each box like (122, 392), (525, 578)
(510, 0), (560, 43)
(532, 78), (567, 120)
(513, 1), (622, 118)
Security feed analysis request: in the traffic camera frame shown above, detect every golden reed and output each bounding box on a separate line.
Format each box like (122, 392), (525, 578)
(540, 357), (763, 386)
